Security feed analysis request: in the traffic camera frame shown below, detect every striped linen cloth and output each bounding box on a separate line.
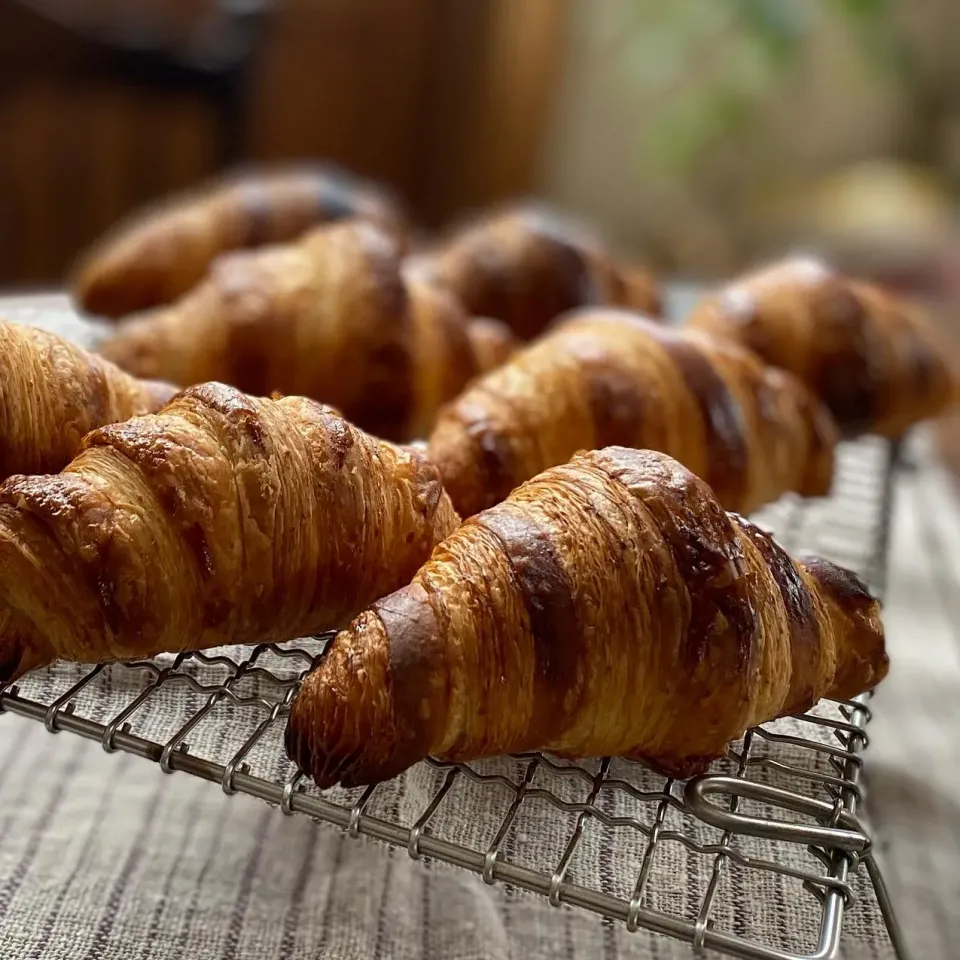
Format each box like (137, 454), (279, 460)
(0, 296), (957, 959)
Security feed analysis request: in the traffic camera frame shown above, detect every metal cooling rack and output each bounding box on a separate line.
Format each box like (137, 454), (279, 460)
(0, 437), (908, 960)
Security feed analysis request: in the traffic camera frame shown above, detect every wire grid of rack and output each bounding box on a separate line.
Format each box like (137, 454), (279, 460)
(0, 436), (906, 960)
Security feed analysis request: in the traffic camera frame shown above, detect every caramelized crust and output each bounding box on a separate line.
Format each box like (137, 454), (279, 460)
(286, 447), (887, 787)
(0, 383), (459, 683)
(72, 165), (406, 317)
(413, 204), (661, 339)
(0, 322), (175, 482)
(428, 309), (837, 517)
(99, 221), (515, 441)
(687, 256), (957, 436)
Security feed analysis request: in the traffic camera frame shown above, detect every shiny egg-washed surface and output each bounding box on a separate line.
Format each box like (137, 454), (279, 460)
(688, 256), (956, 438)
(98, 221), (514, 442)
(428, 311), (837, 517)
(2, 435), (902, 960)
(0, 298), (905, 959)
(0, 384), (458, 683)
(287, 448), (885, 790)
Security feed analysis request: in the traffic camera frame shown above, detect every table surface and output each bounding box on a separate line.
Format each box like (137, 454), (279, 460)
(0, 295), (958, 960)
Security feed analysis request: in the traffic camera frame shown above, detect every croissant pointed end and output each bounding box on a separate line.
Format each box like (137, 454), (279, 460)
(73, 259), (158, 319)
(800, 555), (888, 700)
(285, 591), (444, 789)
(0, 637), (25, 687)
(624, 751), (721, 781)
(0, 629), (46, 686)
(285, 637), (399, 790)
(0, 602), (51, 687)
(284, 677), (355, 790)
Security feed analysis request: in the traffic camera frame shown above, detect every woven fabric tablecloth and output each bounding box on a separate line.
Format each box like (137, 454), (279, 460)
(0, 296), (957, 960)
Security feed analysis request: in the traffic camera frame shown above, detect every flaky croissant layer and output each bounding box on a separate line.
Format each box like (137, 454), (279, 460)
(687, 256), (957, 436)
(428, 309), (837, 518)
(0, 383), (459, 683)
(99, 221), (515, 441)
(0, 321), (176, 482)
(411, 203), (661, 339)
(286, 447), (887, 788)
(72, 164), (406, 317)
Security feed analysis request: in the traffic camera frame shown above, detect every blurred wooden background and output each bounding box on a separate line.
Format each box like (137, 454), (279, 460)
(0, 0), (564, 286)
(3, 1), (959, 290)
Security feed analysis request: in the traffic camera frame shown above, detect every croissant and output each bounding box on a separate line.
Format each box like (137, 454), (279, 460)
(72, 165), (406, 318)
(0, 322), (176, 482)
(286, 446), (887, 787)
(0, 383), (459, 684)
(428, 309), (837, 518)
(409, 203), (661, 339)
(98, 221), (515, 441)
(687, 256), (957, 436)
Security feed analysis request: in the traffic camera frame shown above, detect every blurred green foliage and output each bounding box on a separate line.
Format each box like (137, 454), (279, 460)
(601, 0), (906, 173)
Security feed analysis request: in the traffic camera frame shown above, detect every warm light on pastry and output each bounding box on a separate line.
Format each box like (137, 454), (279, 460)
(98, 221), (516, 441)
(687, 256), (956, 437)
(0, 321), (176, 483)
(72, 164), (406, 318)
(428, 309), (837, 518)
(0, 383), (459, 684)
(286, 446), (887, 788)
(410, 203), (661, 339)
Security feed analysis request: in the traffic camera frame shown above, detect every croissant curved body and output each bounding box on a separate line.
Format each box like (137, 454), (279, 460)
(428, 310), (837, 518)
(0, 383), (459, 683)
(99, 221), (515, 441)
(286, 447), (887, 788)
(687, 256), (956, 436)
(72, 165), (405, 318)
(0, 322), (176, 482)
(411, 205), (661, 339)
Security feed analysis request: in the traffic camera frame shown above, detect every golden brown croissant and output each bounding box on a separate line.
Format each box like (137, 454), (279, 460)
(286, 446), (888, 787)
(428, 309), (837, 518)
(98, 221), (515, 441)
(687, 256), (957, 437)
(410, 203), (661, 339)
(0, 322), (176, 482)
(0, 383), (459, 684)
(72, 165), (406, 318)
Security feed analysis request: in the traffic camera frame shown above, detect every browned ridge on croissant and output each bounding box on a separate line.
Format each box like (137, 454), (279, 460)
(286, 447), (888, 788)
(428, 309), (838, 518)
(0, 383), (459, 684)
(687, 256), (957, 437)
(410, 203), (661, 340)
(72, 164), (406, 318)
(98, 220), (516, 442)
(0, 321), (176, 482)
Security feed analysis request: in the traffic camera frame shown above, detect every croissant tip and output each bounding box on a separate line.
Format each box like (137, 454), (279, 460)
(0, 636), (26, 686)
(627, 750), (719, 781)
(283, 703), (349, 790)
(283, 716), (308, 773)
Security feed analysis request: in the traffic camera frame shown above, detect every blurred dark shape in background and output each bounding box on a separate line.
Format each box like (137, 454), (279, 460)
(1, 0), (959, 292)
(0, 0), (564, 287)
